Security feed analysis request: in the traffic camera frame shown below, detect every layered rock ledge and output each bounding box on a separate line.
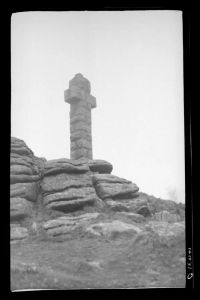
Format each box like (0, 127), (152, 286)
(43, 212), (100, 239)
(92, 174), (139, 200)
(10, 137), (45, 223)
(11, 224), (29, 242)
(10, 198), (33, 221)
(41, 159), (101, 213)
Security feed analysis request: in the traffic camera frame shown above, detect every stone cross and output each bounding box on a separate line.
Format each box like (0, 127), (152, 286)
(64, 74), (96, 160)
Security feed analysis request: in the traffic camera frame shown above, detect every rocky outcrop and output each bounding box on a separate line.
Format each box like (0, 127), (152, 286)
(10, 225), (29, 242)
(10, 198), (33, 220)
(41, 210), (184, 245)
(10, 137), (45, 223)
(11, 137), (33, 156)
(10, 137), (44, 184)
(41, 159), (101, 212)
(43, 214), (143, 240)
(10, 182), (39, 202)
(90, 174), (152, 217)
(10, 72), (186, 288)
(43, 158), (90, 176)
(10, 136), (184, 247)
(92, 174), (139, 200)
(43, 213), (99, 238)
(105, 198), (151, 216)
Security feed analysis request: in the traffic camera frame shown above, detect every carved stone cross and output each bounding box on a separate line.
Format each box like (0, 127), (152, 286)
(64, 73), (96, 160)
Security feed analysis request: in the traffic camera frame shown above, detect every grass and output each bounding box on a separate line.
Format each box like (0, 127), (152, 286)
(11, 227), (185, 290)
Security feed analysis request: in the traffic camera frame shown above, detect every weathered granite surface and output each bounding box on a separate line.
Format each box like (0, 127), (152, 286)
(87, 159), (113, 174)
(41, 159), (100, 213)
(10, 198), (33, 220)
(11, 225), (29, 242)
(92, 174), (139, 200)
(43, 213), (100, 238)
(10, 137), (45, 222)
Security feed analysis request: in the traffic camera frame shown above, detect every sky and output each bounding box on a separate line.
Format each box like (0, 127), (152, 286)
(11, 11), (185, 203)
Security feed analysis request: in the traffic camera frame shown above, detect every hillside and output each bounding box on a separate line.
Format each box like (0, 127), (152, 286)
(10, 137), (185, 289)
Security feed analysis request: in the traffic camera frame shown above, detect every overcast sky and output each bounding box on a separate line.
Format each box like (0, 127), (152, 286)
(11, 11), (185, 203)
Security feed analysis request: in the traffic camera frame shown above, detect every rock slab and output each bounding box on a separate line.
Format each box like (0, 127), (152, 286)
(88, 159), (113, 174)
(10, 183), (39, 202)
(92, 174), (139, 200)
(10, 198), (33, 220)
(11, 226), (29, 242)
(43, 213), (99, 237)
(41, 159), (100, 213)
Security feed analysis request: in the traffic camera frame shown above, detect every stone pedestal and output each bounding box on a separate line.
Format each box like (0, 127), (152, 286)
(64, 74), (96, 160)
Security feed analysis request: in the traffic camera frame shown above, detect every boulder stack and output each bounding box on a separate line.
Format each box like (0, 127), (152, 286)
(10, 137), (45, 222)
(40, 159), (101, 212)
(10, 224), (29, 242)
